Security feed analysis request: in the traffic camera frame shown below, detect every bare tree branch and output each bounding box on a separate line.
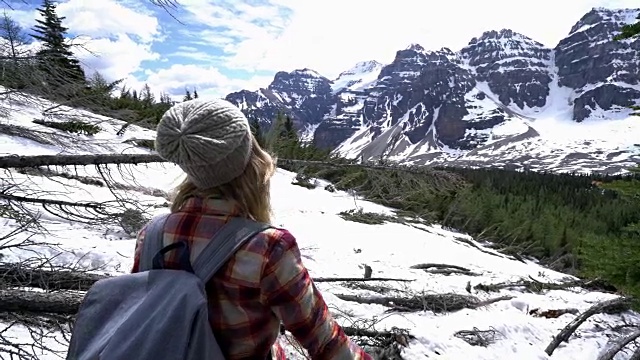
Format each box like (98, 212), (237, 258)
(335, 292), (513, 313)
(597, 328), (640, 360)
(545, 297), (632, 356)
(0, 0), (27, 11)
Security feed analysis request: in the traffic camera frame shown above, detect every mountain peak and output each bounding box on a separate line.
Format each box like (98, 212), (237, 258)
(467, 28), (541, 46)
(332, 60), (384, 93)
(406, 43), (425, 52)
(337, 60), (382, 77)
(568, 7), (640, 36)
(291, 68), (325, 78)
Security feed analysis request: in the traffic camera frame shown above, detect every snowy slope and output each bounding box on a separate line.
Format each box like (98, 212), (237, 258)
(0, 91), (638, 359)
(334, 73), (640, 175)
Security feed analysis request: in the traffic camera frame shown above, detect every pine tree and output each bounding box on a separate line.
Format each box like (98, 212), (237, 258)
(283, 115), (296, 139)
(85, 71), (121, 105)
(615, 14), (640, 40)
(193, 88), (198, 98)
(31, 0), (86, 88)
(159, 92), (172, 104)
(249, 118), (265, 148)
(87, 71), (121, 95)
(265, 112), (299, 157)
(265, 111), (285, 151)
(140, 83), (154, 107)
(184, 88), (192, 101)
(614, 17), (640, 116)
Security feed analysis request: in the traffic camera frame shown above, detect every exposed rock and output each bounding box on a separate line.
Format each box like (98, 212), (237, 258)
(461, 29), (553, 110)
(555, 8), (640, 121)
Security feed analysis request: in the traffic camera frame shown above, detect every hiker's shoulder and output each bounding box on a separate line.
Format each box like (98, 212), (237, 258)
(244, 225), (299, 253)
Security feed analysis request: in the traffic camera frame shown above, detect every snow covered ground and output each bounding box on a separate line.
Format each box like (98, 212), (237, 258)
(0, 91), (639, 359)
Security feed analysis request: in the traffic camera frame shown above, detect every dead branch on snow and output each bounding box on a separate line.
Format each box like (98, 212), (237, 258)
(545, 296), (631, 356)
(0, 153), (164, 169)
(596, 327), (640, 360)
(335, 293), (513, 313)
(454, 327), (503, 347)
(474, 275), (593, 294)
(410, 263), (479, 276)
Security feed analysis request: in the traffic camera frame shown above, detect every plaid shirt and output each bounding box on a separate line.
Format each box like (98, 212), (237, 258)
(131, 197), (372, 360)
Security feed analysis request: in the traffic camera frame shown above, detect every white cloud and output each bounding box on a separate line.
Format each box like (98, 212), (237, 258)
(72, 34), (159, 81)
(5, 0), (639, 99)
(177, 0), (292, 74)
(131, 63), (272, 100)
(195, 0), (640, 79)
(6, 0), (162, 83)
(56, 0), (160, 43)
(57, 0), (162, 81)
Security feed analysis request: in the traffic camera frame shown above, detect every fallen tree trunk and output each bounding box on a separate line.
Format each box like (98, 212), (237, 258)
(424, 268), (479, 276)
(474, 276), (586, 294)
(342, 326), (413, 340)
(0, 154), (455, 180)
(410, 263), (470, 272)
(529, 308), (580, 318)
(0, 288), (419, 351)
(0, 263), (109, 291)
(545, 297), (631, 356)
(0, 263), (412, 292)
(0, 289), (83, 314)
(335, 293), (512, 313)
(0, 153), (165, 169)
(0, 192), (105, 210)
(410, 263), (478, 276)
(314, 277), (413, 283)
(630, 343), (640, 360)
(596, 328), (640, 360)
(0, 288), (417, 345)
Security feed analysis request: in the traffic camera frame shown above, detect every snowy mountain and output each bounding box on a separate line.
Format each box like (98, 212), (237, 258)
(225, 7), (640, 174)
(0, 88), (639, 359)
(226, 69), (334, 142)
(331, 60), (384, 94)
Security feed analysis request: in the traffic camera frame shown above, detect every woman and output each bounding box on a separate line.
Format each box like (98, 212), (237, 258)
(130, 98), (372, 360)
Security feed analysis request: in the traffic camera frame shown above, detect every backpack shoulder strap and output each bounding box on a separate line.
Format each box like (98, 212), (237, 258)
(192, 217), (272, 282)
(137, 213), (171, 272)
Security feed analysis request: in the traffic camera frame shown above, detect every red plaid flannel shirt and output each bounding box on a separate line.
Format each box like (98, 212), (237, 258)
(131, 197), (372, 360)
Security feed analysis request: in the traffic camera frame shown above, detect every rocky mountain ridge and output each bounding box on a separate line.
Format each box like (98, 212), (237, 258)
(225, 7), (640, 174)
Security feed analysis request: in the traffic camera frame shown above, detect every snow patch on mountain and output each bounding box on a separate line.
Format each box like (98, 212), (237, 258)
(331, 60), (384, 94)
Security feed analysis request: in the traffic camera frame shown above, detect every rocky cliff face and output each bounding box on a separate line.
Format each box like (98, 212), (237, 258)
(460, 29), (553, 111)
(225, 7), (640, 174)
(555, 8), (640, 121)
(225, 69), (333, 136)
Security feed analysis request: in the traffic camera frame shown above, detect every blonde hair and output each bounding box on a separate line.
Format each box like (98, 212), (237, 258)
(169, 136), (277, 224)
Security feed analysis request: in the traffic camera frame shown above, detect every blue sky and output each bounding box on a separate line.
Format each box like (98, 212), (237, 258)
(2, 0), (638, 100)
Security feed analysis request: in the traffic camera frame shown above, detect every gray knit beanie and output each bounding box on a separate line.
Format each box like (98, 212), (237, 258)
(155, 98), (253, 189)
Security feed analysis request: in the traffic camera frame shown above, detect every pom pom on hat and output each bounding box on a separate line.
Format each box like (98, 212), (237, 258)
(155, 98), (253, 189)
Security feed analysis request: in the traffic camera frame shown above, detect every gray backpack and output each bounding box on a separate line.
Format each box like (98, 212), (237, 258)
(66, 214), (271, 360)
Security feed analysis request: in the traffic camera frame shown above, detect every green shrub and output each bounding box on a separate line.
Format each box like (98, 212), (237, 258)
(33, 119), (101, 136)
(338, 208), (396, 225)
(291, 172), (317, 189)
(123, 138), (155, 150)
